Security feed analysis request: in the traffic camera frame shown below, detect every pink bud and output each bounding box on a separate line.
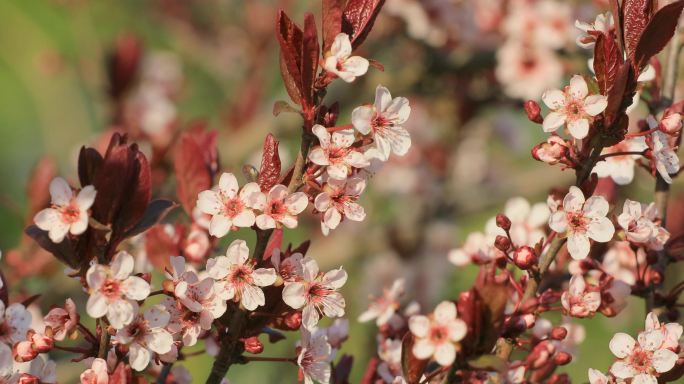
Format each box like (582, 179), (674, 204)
(513, 246), (537, 270)
(494, 235), (511, 252)
(553, 352), (572, 365)
(532, 136), (570, 165)
(242, 336), (264, 354)
(18, 375), (40, 384)
(496, 214), (511, 231)
(659, 113), (682, 135)
(13, 341), (37, 363)
(525, 100), (543, 124)
(550, 327), (567, 340)
(283, 312), (302, 330)
(29, 331), (53, 353)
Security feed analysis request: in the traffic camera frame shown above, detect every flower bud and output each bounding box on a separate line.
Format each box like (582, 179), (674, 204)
(525, 100), (543, 124)
(494, 235), (511, 252)
(13, 341), (37, 363)
(242, 336), (264, 354)
(659, 113), (682, 135)
(553, 352), (572, 366)
(283, 311), (302, 330)
(29, 331), (53, 353)
(513, 246), (537, 270)
(496, 214), (511, 231)
(550, 326), (567, 340)
(648, 269), (664, 285)
(532, 136), (570, 165)
(18, 374), (40, 384)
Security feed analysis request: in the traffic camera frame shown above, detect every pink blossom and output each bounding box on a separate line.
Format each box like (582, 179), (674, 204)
(254, 184), (308, 230)
(0, 301), (32, 345)
(113, 305), (174, 371)
(309, 125), (369, 180)
(80, 358), (109, 384)
(608, 324), (678, 382)
(542, 75), (608, 139)
(33, 177), (96, 243)
(617, 199), (670, 251)
(486, 197), (549, 247)
(408, 301), (467, 366)
(575, 12), (614, 48)
(43, 299), (78, 341)
(561, 274), (601, 318)
(314, 177), (366, 235)
(593, 137), (648, 185)
(296, 329), (332, 384)
(270, 248), (304, 283)
(358, 279), (405, 326)
(496, 42), (563, 100)
(322, 33), (369, 83)
(650, 129), (679, 184)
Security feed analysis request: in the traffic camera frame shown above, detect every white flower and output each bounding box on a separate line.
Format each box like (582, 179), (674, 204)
(80, 358), (109, 384)
(561, 274), (601, 318)
(43, 298), (78, 341)
(358, 279), (405, 326)
(618, 200), (670, 250)
(196, 172), (263, 238)
(448, 232), (501, 266)
(297, 329), (332, 384)
(323, 318), (349, 350)
(352, 85), (411, 161)
(485, 197), (550, 247)
(602, 241), (644, 285)
(575, 12), (614, 48)
(282, 257), (347, 330)
(587, 368), (609, 384)
(650, 130), (680, 184)
(20, 355), (57, 383)
(549, 186), (614, 260)
(309, 125), (369, 180)
(542, 75), (608, 139)
(593, 137), (648, 185)
(0, 301), (31, 344)
(270, 248), (304, 282)
(644, 312), (683, 351)
(609, 325), (678, 382)
(408, 301), (467, 366)
(33, 177), (96, 243)
(495, 42), (563, 100)
(85, 251), (151, 329)
(314, 177), (366, 235)
(254, 184), (308, 230)
(113, 305), (174, 371)
(206, 240), (276, 311)
(322, 33), (369, 83)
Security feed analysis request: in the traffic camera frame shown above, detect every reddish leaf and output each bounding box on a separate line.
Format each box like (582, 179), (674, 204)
(633, 0), (684, 70)
(123, 199), (177, 238)
(263, 228), (283, 261)
(145, 225), (182, 271)
(174, 132), (213, 216)
(77, 147), (103, 187)
(277, 11), (304, 105)
(611, 0), (625, 52)
(301, 13), (320, 109)
(333, 354), (354, 384)
(25, 225), (78, 269)
(604, 62), (635, 125)
(106, 34), (142, 101)
(342, 0), (386, 48)
(257, 134), (282, 192)
(26, 157), (58, 221)
(401, 333), (429, 384)
(593, 33), (622, 94)
(623, 0), (654, 59)
(322, 0), (344, 52)
(368, 58), (385, 71)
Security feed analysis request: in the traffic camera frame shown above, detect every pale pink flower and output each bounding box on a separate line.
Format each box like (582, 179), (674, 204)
(113, 305), (174, 371)
(323, 318), (349, 350)
(358, 279), (405, 326)
(587, 368), (610, 384)
(0, 302), (31, 345)
(495, 41), (563, 100)
(33, 177), (96, 243)
(322, 33), (369, 83)
(593, 137), (648, 185)
(85, 251), (151, 329)
(376, 338), (403, 383)
(602, 279), (631, 316)
(408, 301), (467, 366)
(644, 312), (683, 351)
(80, 358), (109, 384)
(196, 172), (263, 238)
(618, 199), (670, 251)
(254, 184), (308, 230)
(602, 241), (644, 285)
(609, 324), (678, 382)
(542, 75), (608, 139)
(309, 125), (369, 180)
(170, 366), (192, 384)
(270, 248), (304, 283)
(448, 232), (500, 266)
(297, 329), (332, 384)
(183, 225), (211, 263)
(314, 177), (366, 235)
(282, 257), (347, 330)
(163, 297), (208, 347)
(352, 85), (412, 161)
(549, 186), (614, 260)
(575, 12), (614, 48)
(43, 298), (78, 341)
(20, 355), (56, 383)
(650, 130), (680, 184)
(532, 135), (571, 165)
(486, 197), (550, 246)
(561, 274), (601, 317)
(206, 240), (276, 311)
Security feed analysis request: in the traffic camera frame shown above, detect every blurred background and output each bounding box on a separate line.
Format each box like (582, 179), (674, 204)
(0, 0), (683, 382)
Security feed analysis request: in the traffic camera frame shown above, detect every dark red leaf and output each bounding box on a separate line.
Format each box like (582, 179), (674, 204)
(611, 0), (625, 52)
(401, 333), (429, 384)
(77, 147), (103, 187)
(604, 62), (635, 125)
(145, 225), (182, 272)
(277, 11), (304, 105)
(106, 34), (142, 101)
(322, 0), (344, 52)
(25, 225), (78, 269)
(623, 0), (654, 59)
(257, 134), (282, 192)
(26, 157), (58, 222)
(593, 33), (622, 94)
(174, 130), (214, 216)
(123, 199), (177, 238)
(633, 0), (684, 70)
(301, 13), (320, 109)
(360, 357), (380, 384)
(342, 0), (386, 48)
(263, 228), (283, 261)
(333, 354), (354, 384)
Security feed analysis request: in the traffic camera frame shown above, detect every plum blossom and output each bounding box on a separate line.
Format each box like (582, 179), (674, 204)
(80, 358), (109, 384)
(448, 232), (500, 266)
(309, 125), (369, 180)
(602, 241), (645, 285)
(163, 297), (207, 347)
(532, 135), (571, 166)
(196, 172), (263, 237)
(644, 312), (683, 351)
(617, 200), (670, 251)
(206, 240), (276, 311)
(86, 251), (151, 329)
(358, 279), (405, 326)
(254, 184), (308, 230)
(593, 137), (648, 185)
(322, 33), (369, 83)
(43, 298), (78, 341)
(19, 355), (56, 383)
(351, 85), (412, 161)
(542, 75), (608, 139)
(561, 274), (601, 318)
(587, 368), (609, 384)
(650, 130), (680, 184)
(33, 177), (97, 243)
(314, 177), (366, 235)
(549, 186), (614, 260)
(113, 305), (174, 371)
(608, 316), (679, 382)
(270, 248), (304, 283)
(495, 42), (563, 101)
(296, 329), (332, 384)
(575, 12), (614, 49)
(282, 257), (347, 330)
(408, 301), (467, 366)
(0, 301), (31, 345)
(486, 197), (550, 246)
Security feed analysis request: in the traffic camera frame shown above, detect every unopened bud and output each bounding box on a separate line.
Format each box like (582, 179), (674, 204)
(550, 326), (567, 340)
(13, 341), (37, 363)
(29, 331), (53, 353)
(648, 270), (664, 285)
(283, 312), (302, 330)
(242, 336), (263, 354)
(553, 352), (572, 365)
(525, 100), (543, 124)
(18, 374), (40, 384)
(659, 113), (682, 135)
(513, 246), (537, 270)
(496, 214), (511, 231)
(495, 235), (511, 251)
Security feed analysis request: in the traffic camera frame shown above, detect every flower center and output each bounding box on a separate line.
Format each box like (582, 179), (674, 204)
(428, 325), (449, 344)
(59, 202), (81, 224)
(101, 278), (122, 299)
(628, 348), (653, 373)
(307, 282), (332, 302)
(229, 265), (254, 287)
(564, 100), (584, 120)
(567, 212), (589, 234)
(223, 198), (244, 218)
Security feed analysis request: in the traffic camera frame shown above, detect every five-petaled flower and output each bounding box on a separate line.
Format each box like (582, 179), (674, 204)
(561, 274), (601, 318)
(282, 256), (347, 330)
(206, 240), (277, 311)
(113, 305), (174, 371)
(592, 137), (648, 185)
(617, 199), (670, 251)
(352, 85), (412, 161)
(0, 301), (31, 345)
(542, 75), (608, 139)
(314, 177), (367, 235)
(322, 33), (369, 83)
(34, 177), (97, 243)
(549, 186), (614, 260)
(309, 125), (369, 180)
(408, 301), (467, 366)
(196, 172), (263, 238)
(358, 278), (405, 327)
(296, 329), (333, 384)
(254, 184), (308, 230)
(80, 358), (109, 384)
(85, 251), (151, 329)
